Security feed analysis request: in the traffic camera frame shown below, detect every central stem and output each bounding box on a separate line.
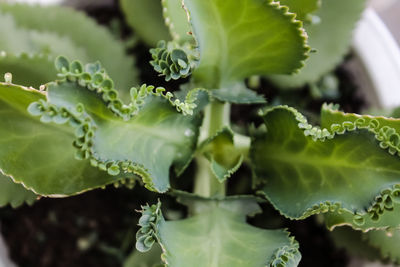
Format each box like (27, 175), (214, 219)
(194, 100), (230, 198)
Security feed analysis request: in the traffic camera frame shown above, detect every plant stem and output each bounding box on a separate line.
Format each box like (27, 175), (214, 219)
(193, 156), (225, 197)
(233, 133), (251, 161)
(207, 100), (230, 136)
(194, 100), (230, 198)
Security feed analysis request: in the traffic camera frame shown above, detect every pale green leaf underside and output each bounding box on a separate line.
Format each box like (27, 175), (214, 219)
(211, 82), (266, 104)
(365, 228), (400, 264)
(155, 199), (301, 267)
(0, 82), (126, 196)
(251, 105), (400, 227)
(332, 226), (400, 264)
(162, 0), (193, 43)
(269, 0), (366, 88)
(200, 127), (243, 183)
(124, 245), (163, 267)
(330, 227), (381, 261)
(0, 172), (36, 208)
(0, 3), (137, 94)
(183, 0), (309, 88)
(120, 0), (171, 47)
(279, 0), (320, 21)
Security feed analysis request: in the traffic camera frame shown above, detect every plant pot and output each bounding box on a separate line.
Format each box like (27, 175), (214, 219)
(0, 227), (15, 267)
(348, 8), (400, 109)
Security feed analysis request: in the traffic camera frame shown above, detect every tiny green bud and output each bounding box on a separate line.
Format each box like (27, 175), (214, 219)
(4, 72), (12, 83)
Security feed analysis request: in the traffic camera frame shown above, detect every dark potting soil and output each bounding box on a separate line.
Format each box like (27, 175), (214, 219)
(0, 187), (153, 267)
(0, 1), (366, 267)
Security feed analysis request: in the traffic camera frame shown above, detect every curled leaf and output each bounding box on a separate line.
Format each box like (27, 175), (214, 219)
(150, 40), (198, 82)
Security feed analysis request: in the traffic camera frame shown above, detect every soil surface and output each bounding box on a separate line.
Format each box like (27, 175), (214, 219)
(0, 187), (152, 267)
(0, 1), (366, 266)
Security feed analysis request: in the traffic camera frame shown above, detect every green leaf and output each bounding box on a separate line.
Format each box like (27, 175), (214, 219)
(269, 0), (366, 88)
(183, 0), (310, 88)
(136, 198), (301, 267)
(321, 104), (400, 230)
(331, 226), (400, 264)
(199, 127), (243, 182)
(162, 0), (193, 43)
(320, 103), (400, 132)
(324, 205), (400, 232)
(0, 81), (128, 196)
(0, 13), (88, 63)
(330, 226), (381, 261)
(0, 52), (56, 88)
(0, 173), (36, 208)
(174, 86), (210, 117)
(279, 0), (320, 21)
(0, 13), (89, 71)
(124, 244), (163, 267)
(211, 82), (266, 104)
(0, 3), (138, 95)
(30, 58), (201, 193)
(0, 14), (38, 54)
(120, 0), (171, 47)
(365, 228), (400, 264)
(251, 105), (400, 229)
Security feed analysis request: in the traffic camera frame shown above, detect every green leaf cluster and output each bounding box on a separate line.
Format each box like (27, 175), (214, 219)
(2, 1), (400, 267)
(269, 0), (367, 88)
(150, 40), (198, 81)
(0, 3), (138, 97)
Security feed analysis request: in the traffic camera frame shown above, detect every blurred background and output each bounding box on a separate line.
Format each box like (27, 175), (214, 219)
(370, 0), (400, 45)
(11, 0), (400, 46)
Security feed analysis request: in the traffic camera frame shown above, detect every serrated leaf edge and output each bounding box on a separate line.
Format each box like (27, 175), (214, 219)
(269, 231), (301, 267)
(253, 104), (400, 226)
(364, 228), (400, 264)
(198, 126), (244, 182)
(27, 57), (201, 192)
(0, 168), (37, 207)
(161, 0), (192, 42)
(182, 0), (311, 75)
(136, 200), (301, 267)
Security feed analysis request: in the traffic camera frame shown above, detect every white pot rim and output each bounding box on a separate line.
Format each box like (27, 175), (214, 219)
(352, 8), (400, 109)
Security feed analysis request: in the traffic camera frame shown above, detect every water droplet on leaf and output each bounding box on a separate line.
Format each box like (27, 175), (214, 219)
(184, 129), (194, 137)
